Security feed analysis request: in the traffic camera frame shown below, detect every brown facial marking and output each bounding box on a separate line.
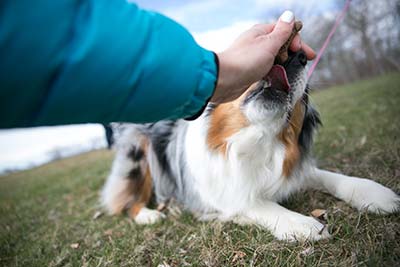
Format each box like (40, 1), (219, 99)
(207, 87), (252, 155)
(279, 100), (306, 177)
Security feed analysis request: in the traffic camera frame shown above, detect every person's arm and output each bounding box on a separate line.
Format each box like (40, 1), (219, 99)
(0, 0), (217, 128)
(0, 1), (315, 129)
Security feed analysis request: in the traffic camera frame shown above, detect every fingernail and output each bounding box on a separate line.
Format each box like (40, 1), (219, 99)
(280, 10), (294, 23)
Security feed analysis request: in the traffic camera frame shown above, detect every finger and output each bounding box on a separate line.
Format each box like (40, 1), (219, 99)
(301, 42), (317, 60)
(268, 10), (295, 53)
(252, 23), (275, 35)
(289, 34), (302, 51)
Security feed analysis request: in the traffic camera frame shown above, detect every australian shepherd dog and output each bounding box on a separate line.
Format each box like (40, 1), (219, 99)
(101, 51), (399, 241)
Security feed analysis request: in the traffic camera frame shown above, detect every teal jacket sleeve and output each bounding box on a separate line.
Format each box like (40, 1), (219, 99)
(0, 0), (217, 128)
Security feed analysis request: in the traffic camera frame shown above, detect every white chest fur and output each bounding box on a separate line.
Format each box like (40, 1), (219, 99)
(185, 119), (305, 216)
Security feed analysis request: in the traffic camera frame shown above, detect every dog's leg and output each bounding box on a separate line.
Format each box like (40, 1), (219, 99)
(127, 164), (166, 225)
(101, 136), (165, 224)
(239, 201), (330, 241)
(309, 168), (400, 214)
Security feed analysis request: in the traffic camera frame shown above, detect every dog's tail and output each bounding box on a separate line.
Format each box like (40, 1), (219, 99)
(101, 125), (153, 218)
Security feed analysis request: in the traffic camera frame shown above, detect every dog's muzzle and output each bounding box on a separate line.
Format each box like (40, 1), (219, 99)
(243, 50), (308, 106)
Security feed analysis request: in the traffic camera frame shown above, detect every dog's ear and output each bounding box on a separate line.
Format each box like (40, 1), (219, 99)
(299, 103), (321, 155)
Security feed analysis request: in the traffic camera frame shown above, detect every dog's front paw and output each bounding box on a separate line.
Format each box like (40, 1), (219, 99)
(134, 207), (166, 224)
(339, 178), (400, 214)
(272, 213), (330, 242)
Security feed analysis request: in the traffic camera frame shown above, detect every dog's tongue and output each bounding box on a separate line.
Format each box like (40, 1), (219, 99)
(265, 65), (290, 92)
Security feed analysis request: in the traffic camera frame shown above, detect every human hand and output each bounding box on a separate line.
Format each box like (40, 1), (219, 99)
(211, 11), (316, 104)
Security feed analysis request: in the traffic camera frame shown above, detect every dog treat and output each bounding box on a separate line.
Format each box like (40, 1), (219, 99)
(275, 21), (303, 65)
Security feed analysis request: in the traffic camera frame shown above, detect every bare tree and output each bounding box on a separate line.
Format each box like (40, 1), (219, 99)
(304, 0), (399, 88)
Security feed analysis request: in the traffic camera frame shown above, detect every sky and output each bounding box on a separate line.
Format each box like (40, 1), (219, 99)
(135, 0), (337, 52)
(134, 0), (337, 32)
(0, 0), (337, 174)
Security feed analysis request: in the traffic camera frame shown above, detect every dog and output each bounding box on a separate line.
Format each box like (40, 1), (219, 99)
(101, 51), (399, 241)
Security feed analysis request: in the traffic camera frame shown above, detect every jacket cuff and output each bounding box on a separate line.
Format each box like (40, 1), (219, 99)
(185, 51), (219, 120)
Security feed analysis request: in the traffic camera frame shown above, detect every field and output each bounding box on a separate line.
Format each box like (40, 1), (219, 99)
(1, 73), (399, 266)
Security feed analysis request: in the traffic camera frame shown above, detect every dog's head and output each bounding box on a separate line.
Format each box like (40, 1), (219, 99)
(206, 51), (320, 176)
(241, 50), (308, 125)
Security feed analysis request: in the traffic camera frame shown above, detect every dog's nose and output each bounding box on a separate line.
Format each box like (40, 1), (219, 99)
(296, 51), (307, 66)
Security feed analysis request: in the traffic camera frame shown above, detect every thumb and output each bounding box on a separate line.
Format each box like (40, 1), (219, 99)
(269, 11), (295, 55)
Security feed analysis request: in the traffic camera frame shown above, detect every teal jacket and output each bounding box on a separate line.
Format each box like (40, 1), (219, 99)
(0, 0), (217, 128)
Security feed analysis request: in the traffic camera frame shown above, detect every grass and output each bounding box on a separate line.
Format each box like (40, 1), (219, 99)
(1, 73), (400, 267)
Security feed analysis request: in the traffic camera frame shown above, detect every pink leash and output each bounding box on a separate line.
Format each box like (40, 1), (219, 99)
(307, 0), (352, 79)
